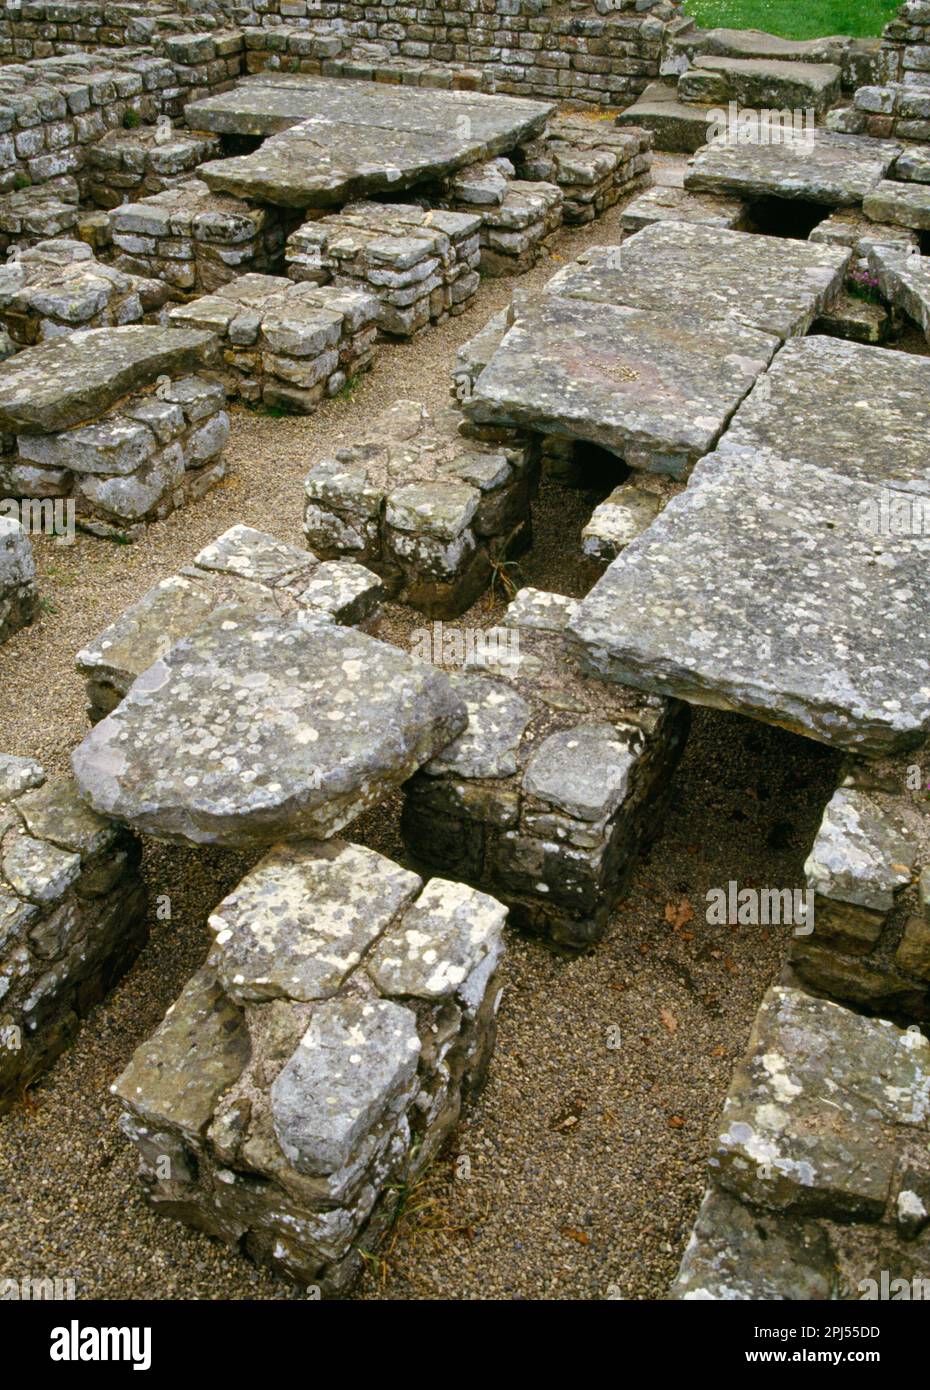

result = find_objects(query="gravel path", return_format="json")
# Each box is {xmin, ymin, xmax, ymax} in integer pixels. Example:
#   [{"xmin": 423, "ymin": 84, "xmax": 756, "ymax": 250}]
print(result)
[{"xmin": 0, "ymin": 171, "xmax": 842, "ymax": 1301}]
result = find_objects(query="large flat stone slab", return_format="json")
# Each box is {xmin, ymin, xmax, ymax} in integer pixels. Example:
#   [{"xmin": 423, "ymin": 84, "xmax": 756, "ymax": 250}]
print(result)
[
  {"xmin": 464, "ymin": 292, "xmax": 778, "ymax": 475},
  {"xmin": 193, "ymin": 76, "xmax": 553, "ymax": 209},
  {"xmin": 719, "ymin": 335, "xmax": 930, "ymax": 495},
  {"xmin": 864, "ymin": 179, "xmax": 930, "ymax": 232},
  {"xmin": 71, "ymin": 612, "xmax": 467, "ymax": 846},
  {"xmin": 0, "ymin": 326, "xmax": 217, "ymax": 435},
  {"xmin": 568, "ymin": 447, "xmax": 930, "ymax": 756},
  {"xmin": 545, "ymin": 222, "xmax": 850, "ymax": 340},
  {"xmin": 691, "ymin": 55, "xmax": 841, "ymax": 114},
  {"xmin": 685, "ymin": 132, "xmax": 902, "ymax": 207}
]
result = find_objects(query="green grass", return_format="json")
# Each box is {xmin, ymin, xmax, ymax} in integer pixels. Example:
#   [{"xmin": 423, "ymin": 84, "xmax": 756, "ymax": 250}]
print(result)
[{"xmin": 684, "ymin": 0, "xmax": 900, "ymax": 41}]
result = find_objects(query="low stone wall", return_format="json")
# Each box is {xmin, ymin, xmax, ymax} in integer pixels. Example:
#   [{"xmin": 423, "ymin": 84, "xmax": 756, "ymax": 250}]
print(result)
[
  {"xmin": 670, "ymin": 985, "xmax": 930, "ymax": 1298},
  {"xmin": 0, "ymin": 0, "xmax": 234, "ymax": 61},
  {"xmin": 86, "ymin": 124, "xmax": 221, "ymax": 209},
  {"xmin": 790, "ymin": 753, "xmax": 930, "ymax": 1024},
  {"xmin": 0, "ymin": 753, "xmax": 147, "ymax": 1113},
  {"xmin": 113, "ymin": 841, "xmax": 506, "ymax": 1293},
  {"xmin": 76, "ymin": 522, "xmax": 384, "ymax": 721},
  {"xmin": 169, "ymin": 273, "xmax": 377, "ymax": 413},
  {"xmin": 401, "ymin": 586, "xmax": 690, "ymax": 947},
  {"xmin": 0, "ymin": 176, "xmax": 81, "ymax": 255},
  {"xmin": 286, "ymin": 201, "xmax": 481, "ymax": 338},
  {"xmin": 514, "ymin": 115, "xmax": 654, "ymax": 224},
  {"xmin": 111, "ymin": 178, "xmax": 294, "ymax": 298},
  {"xmin": 0, "ymin": 236, "xmax": 169, "ymax": 345},
  {"xmin": 0, "ymin": 325, "xmax": 230, "ymax": 540},
  {"xmin": 840, "ymin": 1, "xmax": 930, "ymax": 141},
  {"xmin": 303, "ymin": 398, "xmax": 538, "ymax": 618},
  {"xmin": 0, "ymin": 514, "xmax": 36, "ymax": 642},
  {"xmin": 426, "ymin": 157, "xmax": 563, "ymax": 276}
]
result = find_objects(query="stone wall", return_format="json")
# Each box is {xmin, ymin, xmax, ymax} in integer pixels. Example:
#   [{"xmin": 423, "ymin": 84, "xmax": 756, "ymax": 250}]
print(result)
[
  {"xmin": 0, "ymin": 754, "xmax": 147, "ymax": 1112},
  {"xmin": 841, "ymin": 1, "xmax": 930, "ymax": 140}
]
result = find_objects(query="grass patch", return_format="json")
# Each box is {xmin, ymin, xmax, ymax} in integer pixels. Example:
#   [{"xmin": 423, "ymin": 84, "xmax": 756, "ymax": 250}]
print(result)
[{"xmin": 684, "ymin": 0, "xmax": 899, "ymax": 40}]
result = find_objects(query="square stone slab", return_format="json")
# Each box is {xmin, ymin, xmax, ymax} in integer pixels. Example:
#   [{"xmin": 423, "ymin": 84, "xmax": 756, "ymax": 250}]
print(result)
[
  {"xmin": 719, "ymin": 335, "xmax": 930, "ymax": 495},
  {"xmin": 465, "ymin": 292, "xmax": 778, "ymax": 475},
  {"xmin": 568, "ymin": 446, "xmax": 930, "ymax": 756},
  {"xmin": 545, "ymin": 223, "xmax": 850, "ymax": 340},
  {"xmin": 0, "ymin": 326, "xmax": 217, "ymax": 435},
  {"xmin": 685, "ymin": 131, "xmax": 902, "ymax": 207},
  {"xmin": 71, "ymin": 611, "xmax": 467, "ymax": 846}
]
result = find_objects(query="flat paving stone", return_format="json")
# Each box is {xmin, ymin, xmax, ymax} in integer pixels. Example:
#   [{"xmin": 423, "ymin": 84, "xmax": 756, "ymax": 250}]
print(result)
[
  {"xmin": 568, "ymin": 446, "xmax": 930, "ymax": 756},
  {"xmin": 192, "ymin": 76, "xmax": 553, "ymax": 209},
  {"xmin": 685, "ymin": 131, "xmax": 902, "ymax": 207},
  {"xmin": 620, "ymin": 184, "xmax": 747, "ymax": 232},
  {"xmin": 0, "ymin": 326, "xmax": 217, "ymax": 435},
  {"xmin": 864, "ymin": 179, "xmax": 930, "ymax": 232},
  {"xmin": 691, "ymin": 55, "xmax": 841, "ymax": 113},
  {"xmin": 71, "ymin": 611, "xmax": 467, "ymax": 847},
  {"xmin": 464, "ymin": 291, "xmax": 778, "ymax": 475},
  {"xmin": 719, "ymin": 335, "xmax": 930, "ymax": 495},
  {"xmin": 545, "ymin": 223, "xmax": 850, "ymax": 340}
]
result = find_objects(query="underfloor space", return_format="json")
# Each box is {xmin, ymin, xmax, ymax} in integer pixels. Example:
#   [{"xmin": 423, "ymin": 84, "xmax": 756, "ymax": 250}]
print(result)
[{"xmin": 0, "ymin": 181, "xmax": 842, "ymax": 1301}]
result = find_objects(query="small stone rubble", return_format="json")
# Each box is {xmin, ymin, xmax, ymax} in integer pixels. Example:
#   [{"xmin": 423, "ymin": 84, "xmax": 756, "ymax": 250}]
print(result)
[
  {"xmin": 790, "ymin": 751, "xmax": 930, "ymax": 1023},
  {"xmin": 110, "ymin": 178, "xmax": 291, "ymax": 299},
  {"xmin": 671, "ymin": 986, "xmax": 930, "ymax": 1299},
  {"xmin": 285, "ymin": 201, "xmax": 481, "ymax": 338},
  {"xmin": 113, "ymin": 845, "xmax": 506, "ymax": 1292},
  {"xmin": 303, "ymin": 399, "xmax": 537, "ymax": 618},
  {"xmin": 0, "ymin": 325, "xmax": 230, "ymax": 539},
  {"xmin": 0, "ymin": 515, "xmax": 38, "ymax": 645},
  {"xmin": 0, "ymin": 237, "xmax": 169, "ymax": 347},
  {"xmin": 513, "ymin": 115, "xmax": 653, "ymax": 225},
  {"xmin": 71, "ymin": 615, "xmax": 468, "ymax": 848},
  {"xmin": 86, "ymin": 125, "xmax": 222, "ymax": 210},
  {"xmin": 0, "ymin": 753, "xmax": 146, "ymax": 1113},
  {"xmin": 401, "ymin": 586, "xmax": 689, "ymax": 948},
  {"xmin": 168, "ymin": 273, "xmax": 377, "ymax": 414},
  {"xmin": 76, "ymin": 523, "xmax": 384, "ymax": 722}
]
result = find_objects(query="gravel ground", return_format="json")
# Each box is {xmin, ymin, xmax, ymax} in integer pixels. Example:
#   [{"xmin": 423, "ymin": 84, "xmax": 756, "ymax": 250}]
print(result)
[{"xmin": 0, "ymin": 166, "xmax": 844, "ymax": 1301}]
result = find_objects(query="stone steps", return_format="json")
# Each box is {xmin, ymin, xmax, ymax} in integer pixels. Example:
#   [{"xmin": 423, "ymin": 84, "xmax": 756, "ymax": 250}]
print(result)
[
  {"xmin": 615, "ymin": 81, "xmax": 720, "ymax": 154},
  {"xmin": 679, "ymin": 55, "xmax": 842, "ymax": 116}
]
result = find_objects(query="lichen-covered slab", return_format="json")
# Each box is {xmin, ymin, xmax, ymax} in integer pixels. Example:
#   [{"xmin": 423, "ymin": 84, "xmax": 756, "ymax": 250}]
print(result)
[
  {"xmin": 620, "ymin": 184, "xmax": 747, "ymax": 232},
  {"xmin": 805, "ymin": 788, "xmax": 916, "ymax": 913},
  {"xmin": 208, "ymin": 840, "xmax": 423, "ymax": 1003},
  {"xmin": 366, "ymin": 877, "xmax": 507, "ymax": 1001},
  {"xmin": 685, "ymin": 132, "xmax": 902, "ymax": 206},
  {"xmin": 864, "ymin": 179, "xmax": 930, "ymax": 232},
  {"xmin": 870, "ymin": 243, "xmax": 930, "ymax": 345},
  {"xmin": 0, "ymin": 326, "xmax": 217, "ymax": 434},
  {"xmin": 719, "ymin": 335, "xmax": 930, "ymax": 494},
  {"xmin": 465, "ymin": 293, "xmax": 778, "ymax": 474},
  {"xmin": 712, "ymin": 985, "xmax": 930, "ymax": 1220},
  {"xmin": 192, "ymin": 76, "xmax": 553, "ymax": 209},
  {"xmin": 71, "ymin": 612, "xmax": 467, "ymax": 847},
  {"xmin": 270, "ymin": 995, "xmax": 421, "ymax": 1175},
  {"xmin": 423, "ymin": 674, "xmax": 531, "ymax": 779},
  {"xmin": 568, "ymin": 447, "xmax": 930, "ymax": 756},
  {"xmin": 546, "ymin": 223, "xmax": 850, "ymax": 340}
]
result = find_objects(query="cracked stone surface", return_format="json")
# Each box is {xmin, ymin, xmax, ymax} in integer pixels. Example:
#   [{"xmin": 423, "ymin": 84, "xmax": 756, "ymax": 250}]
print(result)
[
  {"xmin": 464, "ymin": 292, "xmax": 778, "ymax": 475},
  {"xmin": 366, "ymin": 877, "xmax": 507, "ymax": 1001},
  {"xmin": 545, "ymin": 222, "xmax": 850, "ymax": 340},
  {"xmin": 208, "ymin": 840, "xmax": 423, "ymax": 1004},
  {"xmin": 685, "ymin": 131, "xmax": 902, "ymax": 206},
  {"xmin": 568, "ymin": 446, "xmax": 930, "ymax": 756},
  {"xmin": 71, "ymin": 613, "xmax": 467, "ymax": 847}
]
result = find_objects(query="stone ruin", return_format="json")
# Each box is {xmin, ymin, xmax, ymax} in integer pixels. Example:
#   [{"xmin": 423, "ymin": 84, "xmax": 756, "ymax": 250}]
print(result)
[{"xmin": 0, "ymin": 0, "xmax": 928, "ymax": 1308}]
